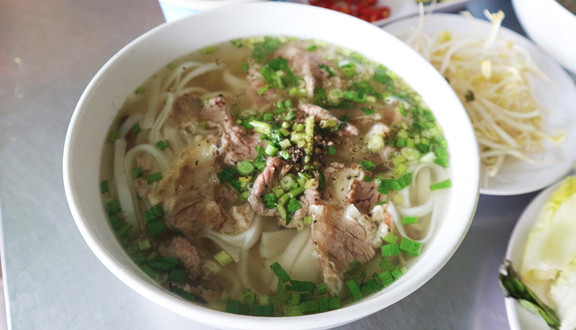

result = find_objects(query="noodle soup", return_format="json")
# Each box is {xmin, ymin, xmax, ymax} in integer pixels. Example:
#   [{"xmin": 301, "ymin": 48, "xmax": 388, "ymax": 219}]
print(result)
[{"xmin": 100, "ymin": 36, "xmax": 450, "ymax": 316}]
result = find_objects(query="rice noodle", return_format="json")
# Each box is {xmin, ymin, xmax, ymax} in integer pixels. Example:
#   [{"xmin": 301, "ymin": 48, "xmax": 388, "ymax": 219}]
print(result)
[
  {"xmin": 124, "ymin": 143, "xmax": 171, "ymax": 178},
  {"xmin": 142, "ymin": 76, "xmax": 161, "ymax": 129},
  {"xmin": 118, "ymin": 113, "xmax": 143, "ymax": 138},
  {"xmin": 175, "ymin": 63, "xmax": 223, "ymax": 95},
  {"xmin": 114, "ymin": 139, "xmax": 138, "ymax": 229},
  {"xmin": 149, "ymin": 92, "xmax": 175, "ymax": 145}
]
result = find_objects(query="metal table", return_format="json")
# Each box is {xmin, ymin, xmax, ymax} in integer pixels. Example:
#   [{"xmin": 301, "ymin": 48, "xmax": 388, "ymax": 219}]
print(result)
[{"xmin": 0, "ymin": 0, "xmax": 561, "ymax": 328}]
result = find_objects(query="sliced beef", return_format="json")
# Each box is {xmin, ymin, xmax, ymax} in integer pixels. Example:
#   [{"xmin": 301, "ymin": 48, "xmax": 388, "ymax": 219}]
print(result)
[
  {"xmin": 163, "ymin": 196, "xmax": 224, "ymax": 238},
  {"xmin": 322, "ymin": 163, "xmax": 364, "ymax": 205},
  {"xmin": 200, "ymin": 96, "xmax": 261, "ymax": 165},
  {"xmin": 246, "ymin": 66, "xmax": 280, "ymax": 105},
  {"xmin": 348, "ymin": 179, "xmax": 382, "ymax": 214},
  {"xmin": 274, "ymin": 42, "xmax": 332, "ymax": 100},
  {"xmin": 171, "ymin": 93, "xmax": 203, "ymax": 126},
  {"xmin": 310, "ymin": 204, "xmax": 375, "ymax": 295},
  {"xmin": 298, "ymin": 103, "xmax": 359, "ymax": 136},
  {"xmin": 248, "ymin": 157, "xmax": 284, "ymax": 216},
  {"xmin": 159, "ymin": 236, "xmax": 204, "ymax": 280}
]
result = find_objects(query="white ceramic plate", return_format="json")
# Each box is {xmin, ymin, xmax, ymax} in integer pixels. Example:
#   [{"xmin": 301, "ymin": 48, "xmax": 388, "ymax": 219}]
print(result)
[
  {"xmin": 503, "ymin": 181, "xmax": 562, "ymax": 330},
  {"xmin": 384, "ymin": 13, "xmax": 576, "ymax": 196},
  {"xmin": 293, "ymin": 0, "xmax": 470, "ymax": 26}
]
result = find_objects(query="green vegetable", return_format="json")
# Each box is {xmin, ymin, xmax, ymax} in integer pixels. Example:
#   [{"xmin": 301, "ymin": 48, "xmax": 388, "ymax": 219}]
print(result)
[
  {"xmin": 237, "ymin": 160, "xmax": 255, "ymax": 175},
  {"xmin": 499, "ymin": 260, "xmax": 561, "ymax": 329},
  {"xmin": 214, "ymin": 250, "xmax": 233, "ymax": 266}
]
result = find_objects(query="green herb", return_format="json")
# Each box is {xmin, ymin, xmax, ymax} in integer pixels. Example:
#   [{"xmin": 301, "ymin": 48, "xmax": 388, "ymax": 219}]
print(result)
[
  {"xmin": 270, "ymin": 262, "xmax": 291, "ymax": 284},
  {"xmin": 132, "ymin": 123, "xmax": 141, "ymax": 134},
  {"xmin": 252, "ymin": 37, "xmax": 282, "ymax": 62},
  {"xmin": 499, "ymin": 260, "xmax": 561, "ymax": 329},
  {"xmin": 381, "ymin": 244, "xmax": 400, "ymax": 257},
  {"xmin": 430, "ymin": 179, "xmax": 451, "ymax": 191},
  {"xmin": 399, "ymin": 237, "xmax": 422, "ymax": 257},
  {"xmin": 132, "ymin": 166, "xmax": 143, "ymax": 178},
  {"xmin": 358, "ymin": 160, "xmax": 376, "ymax": 170},
  {"xmin": 401, "ymin": 216, "xmax": 419, "ymax": 225},
  {"xmin": 100, "ymin": 180, "xmax": 109, "ymax": 194},
  {"xmin": 217, "ymin": 167, "xmax": 238, "ymax": 184},
  {"xmin": 214, "ymin": 250, "xmax": 233, "ymax": 266},
  {"xmin": 155, "ymin": 140, "xmax": 169, "ymax": 150},
  {"xmin": 377, "ymin": 173, "xmax": 412, "ymax": 194},
  {"xmin": 169, "ymin": 268, "xmax": 186, "ymax": 283},
  {"xmin": 146, "ymin": 172, "xmax": 163, "ymax": 184},
  {"xmin": 345, "ymin": 280, "xmax": 363, "ymax": 301}
]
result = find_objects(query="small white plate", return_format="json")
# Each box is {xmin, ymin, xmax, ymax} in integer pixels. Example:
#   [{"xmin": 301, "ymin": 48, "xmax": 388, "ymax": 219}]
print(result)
[
  {"xmin": 293, "ymin": 0, "xmax": 470, "ymax": 26},
  {"xmin": 503, "ymin": 181, "xmax": 563, "ymax": 330},
  {"xmin": 384, "ymin": 13, "xmax": 576, "ymax": 196}
]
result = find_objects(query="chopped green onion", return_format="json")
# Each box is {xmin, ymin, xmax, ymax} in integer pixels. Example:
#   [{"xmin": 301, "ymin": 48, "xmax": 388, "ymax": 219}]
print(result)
[
  {"xmin": 135, "ymin": 86, "xmax": 146, "ymax": 94},
  {"xmin": 105, "ymin": 200, "xmax": 121, "ymax": 216},
  {"xmin": 171, "ymin": 287, "xmax": 195, "ymax": 302},
  {"xmin": 430, "ymin": 179, "xmax": 452, "ymax": 191},
  {"xmin": 345, "ymin": 280, "xmax": 363, "ymax": 301},
  {"xmin": 217, "ymin": 167, "xmax": 238, "ymax": 183},
  {"xmin": 328, "ymin": 297, "xmax": 341, "ymax": 311},
  {"xmin": 264, "ymin": 143, "xmax": 278, "ymax": 156},
  {"xmin": 237, "ymin": 160, "xmax": 255, "ymax": 175},
  {"xmin": 367, "ymin": 135, "xmax": 384, "ymax": 152},
  {"xmin": 137, "ymin": 238, "xmax": 151, "ymax": 250},
  {"xmin": 270, "ymin": 262, "xmax": 291, "ymax": 283},
  {"xmin": 252, "ymin": 305, "xmax": 274, "ymax": 316},
  {"xmin": 300, "ymin": 300, "xmax": 319, "ymax": 314},
  {"xmin": 146, "ymin": 172, "xmax": 163, "ymax": 184},
  {"xmin": 214, "ymin": 250, "xmax": 233, "ymax": 266},
  {"xmin": 328, "ymin": 145, "xmax": 336, "ymax": 155},
  {"xmin": 155, "ymin": 140, "xmax": 169, "ymax": 150},
  {"xmin": 378, "ymin": 271, "xmax": 395, "ymax": 286},
  {"xmin": 106, "ymin": 131, "xmax": 118, "ymax": 142},
  {"xmin": 391, "ymin": 268, "xmax": 405, "ymax": 280},
  {"xmin": 316, "ymin": 283, "xmax": 327, "ymax": 295},
  {"xmin": 401, "ymin": 216, "xmax": 419, "ymax": 225},
  {"xmin": 362, "ymin": 107, "xmax": 375, "ymax": 115},
  {"xmin": 358, "ymin": 160, "xmax": 376, "ymax": 170},
  {"xmin": 144, "ymin": 204, "xmax": 164, "ymax": 222},
  {"xmin": 287, "ymin": 280, "xmax": 316, "ymax": 293},
  {"xmin": 146, "ymin": 219, "xmax": 167, "ymax": 237},
  {"xmin": 400, "ymin": 237, "xmax": 422, "ymax": 257},
  {"xmin": 377, "ymin": 173, "xmax": 412, "ymax": 194},
  {"xmin": 286, "ymin": 198, "xmax": 302, "ymax": 214},
  {"xmin": 132, "ymin": 166, "xmax": 143, "ymax": 178},
  {"xmin": 148, "ymin": 256, "xmax": 179, "ymax": 271},
  {"xmin": 250, "ymin": 120, "xmax": 272, "ymax": 135},
  {"xmin": 132, "ymin": 123, "xmax": 141, "ymax": 134},
  {"xmin": 382, "ymin": 232, "xmax": 399, "ymax": 244},
  {"xmin": 381, "ymin": 244, "xmax": 400, "ymax": 257},
  {"xmin": 100, "ymin": 180, "xmax": 109, "ymax": 194},
  {"xmin": 169, "ymin": 268, "xmax": 187, "ymax": 283}
]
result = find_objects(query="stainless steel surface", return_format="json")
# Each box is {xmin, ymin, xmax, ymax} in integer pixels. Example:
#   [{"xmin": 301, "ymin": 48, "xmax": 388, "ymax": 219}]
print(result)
[{"xmin": 0, "ymin": 0, "xmax": 563, "ymax": 328}]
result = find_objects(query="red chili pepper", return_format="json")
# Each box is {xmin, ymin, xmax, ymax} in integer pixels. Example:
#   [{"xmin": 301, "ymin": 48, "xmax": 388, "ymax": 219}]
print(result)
[{"xmin": 308, "ymin": 0, "xmax": 390, "ymax": 23}]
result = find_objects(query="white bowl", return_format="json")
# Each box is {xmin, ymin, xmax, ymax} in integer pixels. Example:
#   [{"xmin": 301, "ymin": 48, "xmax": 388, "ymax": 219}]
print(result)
[
  {"xmin": 157, "ymin": 0, "xmax": 265, "ymax": 22},
  {"xmin": 63, "ymin": 2, "xmax": 480, "ymax": 329},
  {"xmin": 512, "ymin": 0, "xmax": 576, "ymax": 74}
]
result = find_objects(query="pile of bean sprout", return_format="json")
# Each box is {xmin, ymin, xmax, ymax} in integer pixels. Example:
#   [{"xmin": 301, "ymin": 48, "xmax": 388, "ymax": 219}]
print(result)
[{"xmin": 401, "ymin": 9, "xmax": 564, "ymax": 178}]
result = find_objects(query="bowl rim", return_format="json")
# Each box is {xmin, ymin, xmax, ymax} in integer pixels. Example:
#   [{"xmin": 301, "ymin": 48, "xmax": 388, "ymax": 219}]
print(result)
[{"xmin": 63, "ymin": 2, "xmax": 480, "ymax": 329}]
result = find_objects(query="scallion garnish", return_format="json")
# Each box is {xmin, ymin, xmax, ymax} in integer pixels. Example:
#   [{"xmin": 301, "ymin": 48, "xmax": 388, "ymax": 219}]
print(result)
[
  {"xmin": 214, "ymin": 250, "xmax": 233, "ymax": 266},
  {"xmin": 146, "ymin": 172, "xmax": 163, "ymax": 184},
  {"xmin": 430, "ymin": 178, "xmax": 451, "ymax": 191}
]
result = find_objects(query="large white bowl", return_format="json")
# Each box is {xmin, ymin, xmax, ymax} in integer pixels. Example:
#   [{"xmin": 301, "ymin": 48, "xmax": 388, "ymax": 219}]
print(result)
[
  {"xmin": 63, "ymin": 2, "xmax": 480, "ymax": 329},
  {"xmin": 512, "ymin": 0, "xmax": 576, "ymax": 74}
]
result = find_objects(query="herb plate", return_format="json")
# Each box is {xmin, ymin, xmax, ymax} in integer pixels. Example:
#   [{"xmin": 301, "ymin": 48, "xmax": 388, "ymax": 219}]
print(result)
[{"xmin": 385, "ymin": 13, "xmax": 576, "ymax": 196}]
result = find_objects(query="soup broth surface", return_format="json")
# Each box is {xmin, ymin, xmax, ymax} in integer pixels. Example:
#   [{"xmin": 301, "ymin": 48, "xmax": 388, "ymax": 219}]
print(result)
[{"xmin": 101, "ymin": 36, "xmax": 450, "ymax": 316}]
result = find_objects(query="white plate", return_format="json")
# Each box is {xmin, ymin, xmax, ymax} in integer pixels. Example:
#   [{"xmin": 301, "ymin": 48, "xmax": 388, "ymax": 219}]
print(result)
[
  {"xmin": 384, "ymin": 13, "xmax": 576, "ymax": 196},
  {"xmin": 503, "ymin": 181, "xmax": 563, "ymax": 330},
  {"xmin": 293, "ymin": 0, "xmax": 470, "ymax": 26}
]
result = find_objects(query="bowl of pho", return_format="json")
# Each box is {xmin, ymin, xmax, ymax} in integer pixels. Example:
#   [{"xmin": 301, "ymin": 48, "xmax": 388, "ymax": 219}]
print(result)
[{"xmin": 63, "ymin": 2, "xmax": 480, "ymax": 329}]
